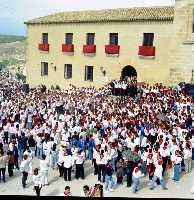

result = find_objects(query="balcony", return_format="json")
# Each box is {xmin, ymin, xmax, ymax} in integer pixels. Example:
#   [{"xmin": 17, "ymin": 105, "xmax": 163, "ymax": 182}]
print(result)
[
  {"xmin": 105, "ymin": 45, "xmax": 120, "ymax": 54},
  {"xmin": 138, "ymin": 46, "xmax": 155, "ymax": 57},
  {"xmin": 62, "ymin": 44, "xmax": 74, "ymax": 52},
  {"xmin": 83, "ymin": 45, "xmax": 96, "ymax": 53},
  {"xmin": 38, "ymin": 43, "xmax": 49, "ymax": 51}
]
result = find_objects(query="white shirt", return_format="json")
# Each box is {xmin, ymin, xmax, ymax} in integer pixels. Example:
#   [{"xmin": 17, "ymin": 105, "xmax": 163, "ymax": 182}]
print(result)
[
  {"xmin": 9, "ymin": 126, "xmax": 15, "ymax": 133},
  {"xmin": 183, "ymin": 148, "xmax": 192, "ymax": 159},
  {"xmin": 36, "ymin": 136, "xmax": 43, "ymax": 148},
  {"xmin": 81, "ymin": 190, "xmax": 91, "ymax": 197},
  {"xmin": 154, "ymin": 164, "xmax": 163, "ymax": 178},
  {"xmin": 191, "ymin": 137, "xmax": 194, "ymax": 148},
  {"xmin": 57, "ymin": 151, "xmax": 64, "ymax": 165},
  {"xmin": 43, "ymin": 141, "xmax": 49, "ymax": 151},
  {"xmin": 160, "ymin": 147, "xmax": 170, "ymax": 157},
  {"xmin": 63, "ymin": 155, "xmax": 73, "ymax": 168},
  {"xmin": 32, "ymin": 174, "xmax": 42, "ymax": 186},
  {"xmin": 20, "ymin": 159, "xmax": 30, "ymax": 173},
  {"xmin": 96, "ymin": 154, "xmax": 107, "ymax": 165},
  {"xmin": 75, "ymin": 152, "xmax": 85, "ymax": 164},
  {"xmin": 173, "ymin": 156, "xmax": 182, "ymax": 164},
  {"xmin": 40, "ymin": 159, "xmax": 49, "ymax": 171},
  {"xmin": 140, "ymin": 137, "xmax": 147, "ymax": 147},
  {"xmin": 132, "ymin": 170, "xmax": 142, "ymax": 179}
]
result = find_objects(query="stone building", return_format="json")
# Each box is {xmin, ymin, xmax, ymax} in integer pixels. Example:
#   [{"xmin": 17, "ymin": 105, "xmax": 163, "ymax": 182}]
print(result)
[{"xmin": 25, "ymin": 0, "xmax": 194, "ymax": 88}]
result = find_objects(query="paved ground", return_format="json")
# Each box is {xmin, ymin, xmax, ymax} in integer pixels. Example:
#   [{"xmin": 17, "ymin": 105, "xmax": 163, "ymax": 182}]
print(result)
[{"xmin": 0, "ymin": 158, "xmax": 194, "ymax": 198}]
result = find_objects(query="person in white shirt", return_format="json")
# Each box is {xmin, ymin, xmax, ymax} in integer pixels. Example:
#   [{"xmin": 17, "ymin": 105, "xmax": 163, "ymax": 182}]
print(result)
[
  {"xmin": 74, "ymin": 149, "xmax": 85, "ymax": 179},
  {"xmin": 57, "ymin": 147, "xmax": 65, "ymax": 177},
  {"xmin": 20, "ymin": 154, "xmax": 30, "ymax": 188},
  {"xmin": 159, "ymin": 143, "xmax": 170, "ymax": 176},
  {"xmin": 63, "ymin": 150, "xmax": 73, "ymax": 181},
  {"xmin": 183, "ymin": 143, "xmax": 192, "ymax": 173},
  {"xmin": 40, "ymin": 154, "xmax": 49, "ymax": 186},
  {"xmin": 49, "ymin": 142, "xmax": 58, "ymax": 170},
  {"xmin": 149, "ymin": 159, "xmax": 168, "ymax": 190},
  {"xmin": 96, "ymin": 150, "xmax": 107, "ymax": 183},
  {"xmin": 8, "ymin": 123, "xmax": 15, "ymax": 140},
  {"xmin": 23, "ymin": 146, "xmax": 33, "ymax": 174},
  {"xmin": 132, "ymin": 166, "xmax": 143, "ymax": 193},
  {"xmin": 32, "ymin": 168, "xmax": 42, "ymax": 196},
  {"xmin": 35, "ymin": 133, "xmax": 43, "ymax": 159},
  {"xmin": 42, "ymin": 140, "xmax": 49, "ymax": 156},
  {"xmin": 172, "ymin": 150, "xmax": 182, "ymax": 182}
]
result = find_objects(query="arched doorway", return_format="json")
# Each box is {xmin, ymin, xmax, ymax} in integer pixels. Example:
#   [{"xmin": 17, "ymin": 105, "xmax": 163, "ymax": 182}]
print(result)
[{"xmin": 121, "ymin": 65, "xmax": 137, "ymax": 80}]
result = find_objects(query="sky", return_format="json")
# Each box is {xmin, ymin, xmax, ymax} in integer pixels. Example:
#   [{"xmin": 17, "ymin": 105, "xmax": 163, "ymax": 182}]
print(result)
[{"xmin": 0, "ymin": 0, "xmax": 175, "ymax": 36}]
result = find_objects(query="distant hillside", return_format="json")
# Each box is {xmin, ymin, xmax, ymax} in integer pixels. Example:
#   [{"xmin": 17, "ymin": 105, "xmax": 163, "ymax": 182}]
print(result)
[
  {"xmin": 0, "ymin": 38, "xmax": 25, "ymax": 71},
  {"xmin": 0, "ymin": 35, "xmax": 25, "ymax": 43}
]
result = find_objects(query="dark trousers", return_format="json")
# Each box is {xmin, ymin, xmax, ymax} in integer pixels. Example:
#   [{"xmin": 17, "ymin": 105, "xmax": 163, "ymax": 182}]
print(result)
[
  {"xmin": 8, "ymin": 163, "xmax": 14, "ymax": 177},
  {"xmin": 97, "ymin": 164, "xmax": 105, "ymax": 182},
  {"xmin": 150, "ymin": 135, "xmax": 157, "ymax": 146},
  {"xmin": 0, "ymin": 168, "xmax": 6, "ymax": 182},
  {"xmin": 127, "ymin": 172, "xmax": 132, "ymax": 187},
  {"xmin": 117, "ymin": 174, "xmax": 123, "ymax": 184},
  {"xmin": 162, "ymin": 157, "xmax": 168, "ymax": 176},
  {"xmin": 75, "ymin": 163, "xmax": 84, "ymax": 179},
  {"xmin": 3, "ymin": 132, "xmax": 8, "ymax": 144},
  {"xmin": 22, "ymin": 171, "xmax": 28, "ymax": 188},
  {"xmin": 58, "ymin": 164, "xmax": 64, "ymax": 177},
  {"xmin": 34, "ymin": 186, "xmax": 41, "ymax": 196},
  {"xmin": 192, "ymin": 148, "xmax": 194, "ymax": 160},
  {"xmin": 64, "ymin": 167, "xmax": 72, "ymax": 181},
  {"xmin": 93, "ymin": 159, "xmax": 98, "ymax": 175},
  {"xmin": 14, "ymin": 157, "xmax": 19, "ymax": 169}
]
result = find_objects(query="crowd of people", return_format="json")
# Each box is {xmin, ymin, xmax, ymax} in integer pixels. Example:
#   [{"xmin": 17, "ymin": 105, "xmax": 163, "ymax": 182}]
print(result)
[
  {"xmin": 0, "ymin": 71, "xmax": 194, "ymax": 196},
  {"xmin": 107, "ymin": 76, "xmax": 137, "ymax": 97}
]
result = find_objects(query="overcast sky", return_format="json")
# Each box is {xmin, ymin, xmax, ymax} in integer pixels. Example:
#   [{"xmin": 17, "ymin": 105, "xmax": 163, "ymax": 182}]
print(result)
[{"xmin": 0, "ymin": 0, "xmax": 175, "ymax": 36}]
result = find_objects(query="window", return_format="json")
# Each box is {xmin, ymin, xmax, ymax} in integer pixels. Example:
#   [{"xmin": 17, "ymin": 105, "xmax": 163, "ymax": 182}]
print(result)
[
  {"xmin": 66, "ymin": 33, "xmax": 73, "ymax": 44},
  {"xmin": 42, "ymin": 33, "xmax": 48, "ymax": 44},
  {"xmin": 109, "ymin": 33, "xmax": 118, "ymax": 45},
  {"xmin": 64, "ymin": 64, "xmax": 72, "ymax": 79},
  {"xmin": 85, "ymin": 66, "xmax": 93, "ymax": 81},
  {"xmin": 143, "ymin": 33, "xmax": 154, "ymax": 46},
  {"xmin": 86, "ymin": 33, "xmax": 95, "ymax": 45},
  {"xmin": 41, "ymin": 62, "xmax": 48, "ymax": 76}
]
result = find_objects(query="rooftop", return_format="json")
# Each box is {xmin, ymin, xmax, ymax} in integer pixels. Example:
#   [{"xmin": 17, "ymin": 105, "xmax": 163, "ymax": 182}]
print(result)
[{"xmin": 25, "ymin": 6, "xmax": 174, "ymax": 25}]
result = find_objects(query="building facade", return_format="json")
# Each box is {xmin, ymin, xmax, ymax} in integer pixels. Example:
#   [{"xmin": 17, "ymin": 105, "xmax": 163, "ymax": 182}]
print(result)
[{"xmin": 25, "ymin": 0, "xmax": 194, "ymax": 89}]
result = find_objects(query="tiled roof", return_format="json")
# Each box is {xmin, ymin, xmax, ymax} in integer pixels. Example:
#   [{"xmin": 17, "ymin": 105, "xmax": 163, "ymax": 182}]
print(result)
[{"xmin": 25, "ymin": 6, "xmax": 174, "ymax": 25}]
